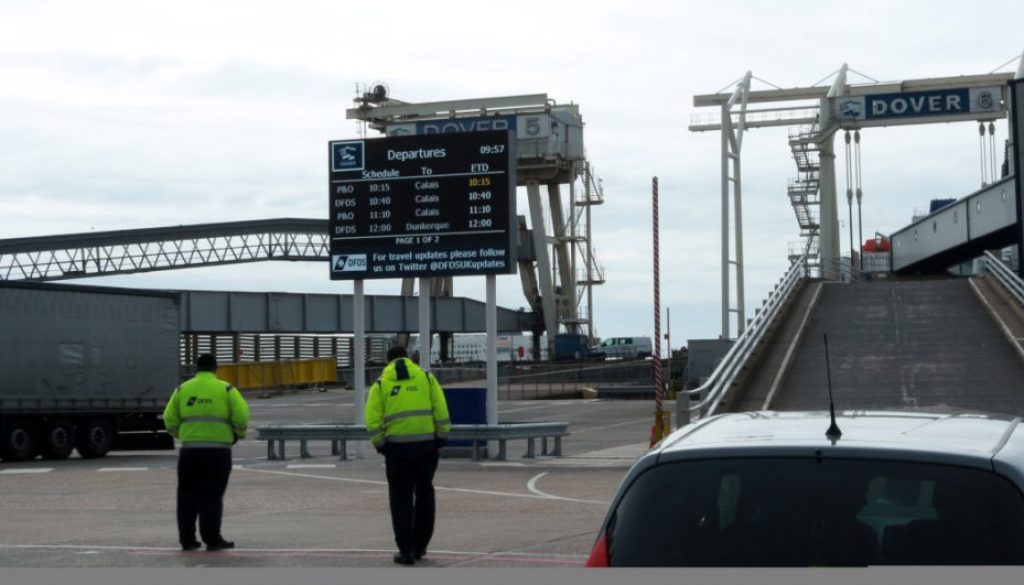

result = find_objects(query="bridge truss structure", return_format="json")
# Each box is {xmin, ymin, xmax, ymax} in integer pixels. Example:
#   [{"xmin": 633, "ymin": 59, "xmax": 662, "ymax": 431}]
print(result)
[{"xmin": 0, "ymin": 219, "xmax": 330, "ymax": 282}]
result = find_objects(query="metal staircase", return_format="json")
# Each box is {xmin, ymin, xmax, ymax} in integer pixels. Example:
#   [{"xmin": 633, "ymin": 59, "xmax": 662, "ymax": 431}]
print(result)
[
  {"xmin": 558, "ymin": 161, "xmax": 606, "ymax": 343},
  {"xmin": 787, "ymin": 124, "xmax": 822, "ymax": 269}
]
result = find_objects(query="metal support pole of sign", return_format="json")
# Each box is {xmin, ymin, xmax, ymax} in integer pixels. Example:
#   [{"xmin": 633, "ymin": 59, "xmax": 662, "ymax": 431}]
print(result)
[
  {"xmin": 1011, "ymin": 78, "xmax": 1024, "ymax": 279},
  {"xmin": 486, "ymin": 274, "xmax": 498, "ymax": 457},
  {"xmin": 845, "ymin": 131, "xmax": 855, "ymax": 271},
  {"xmin": 855, "ymin": 130, "xmax": 864, "ymax": 272},
  {"xmin": 419, "ymin": 277, "xmax": 431, "ymax": 370},
  {"xmin": 720, "ymin": 104, "xmax": 730, "ymax": 340},
  {"xmin": 733, "ymin": 139, "xmax": 746, "ymax": 336},
  {"xmin": 353, "ymin": 279, "xmax": 366, "ymax": 459}
]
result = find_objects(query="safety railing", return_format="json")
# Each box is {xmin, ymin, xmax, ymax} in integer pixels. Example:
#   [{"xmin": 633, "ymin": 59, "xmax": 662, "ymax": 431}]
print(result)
[
  {"xmin": 814, "ymin": 256, "xmax": 869, "ymax": 283},
  {"xmin": 680, "ymin": 256, "xmax": 808, "ymax": 424},
  {"xmin": 982, "ymin": 251, "xmax": 1024, "ymax": 306},
  {"xmin": 688, "ymin": 107, "xmax": 819, "ymax": 131},
  {"xmin": 256, "ymin": 421, "xmax": 570, "ymax": 462}
]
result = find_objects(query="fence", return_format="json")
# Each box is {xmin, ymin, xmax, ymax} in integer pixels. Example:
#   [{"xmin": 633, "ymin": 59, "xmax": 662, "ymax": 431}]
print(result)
[{"xmin": 496, "ymin": 358, "xmax": 685, "ymax": 400}]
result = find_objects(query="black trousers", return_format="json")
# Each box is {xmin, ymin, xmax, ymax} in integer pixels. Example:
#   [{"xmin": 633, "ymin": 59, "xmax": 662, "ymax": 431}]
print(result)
[
  {"xmin": 176, "ymin": 447, "xmax": 232, "ymax": 545},
  {"xmin": 384, "ymin": 451, "xmax": 440, "ymax": 555}
]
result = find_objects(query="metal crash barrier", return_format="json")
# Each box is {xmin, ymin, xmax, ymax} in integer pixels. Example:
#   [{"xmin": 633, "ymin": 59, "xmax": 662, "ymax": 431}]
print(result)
[{"xmin": 256, "ymin": 422, "xmax": 570, "ymax": 462}]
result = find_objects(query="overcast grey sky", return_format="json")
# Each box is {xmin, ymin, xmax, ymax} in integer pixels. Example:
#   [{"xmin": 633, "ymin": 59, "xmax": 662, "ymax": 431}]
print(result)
[{"xmin": 1, "ymin": 0, "xmax": 1022, "ymax": 346}]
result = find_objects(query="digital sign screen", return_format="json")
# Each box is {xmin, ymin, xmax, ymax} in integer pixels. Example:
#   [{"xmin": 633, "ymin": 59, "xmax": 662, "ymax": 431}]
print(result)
[{"xmin": 328, "ymin": 130, "xmax": 516, "ymax": 280}]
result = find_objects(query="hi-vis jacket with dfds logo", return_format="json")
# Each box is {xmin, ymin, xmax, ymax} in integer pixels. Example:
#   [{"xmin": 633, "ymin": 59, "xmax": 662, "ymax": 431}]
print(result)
[
  {"xmin": 365, "ymin": 358, "xmax": 451, "ymax": 453},
  {"xmin": 163, "ymin": 371, "xmax": 251, "ymax": 448}
]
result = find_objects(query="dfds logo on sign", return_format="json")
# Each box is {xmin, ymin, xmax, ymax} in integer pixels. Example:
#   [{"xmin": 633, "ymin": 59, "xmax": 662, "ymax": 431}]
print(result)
[
  {"xmin": 837, "ymin": 98, "xmax": 865, "ymax": 119},
  {"xmin": 332, "ymin": 254, "xmax": 367, "ymax": 272},
  {"xmin": 331, "ymin": 141, "xmax": 364, "ymax": 172}
]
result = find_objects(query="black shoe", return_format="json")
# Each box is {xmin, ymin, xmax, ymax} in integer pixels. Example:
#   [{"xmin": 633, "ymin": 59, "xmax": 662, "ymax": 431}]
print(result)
[
  {"xmin": 206, "ymin": 540, "xmax": 235, "ymax": 552},
  {"xmin": 181, "ymin": 542, "xmax": 202, "ymax": 552},
  {"xmin": 414, "ymin": 549, "xmax": 426, "ymax": 561},
  {"xmin": 393, "ymin": 552, "xmax": 415, "ymax": 565}
]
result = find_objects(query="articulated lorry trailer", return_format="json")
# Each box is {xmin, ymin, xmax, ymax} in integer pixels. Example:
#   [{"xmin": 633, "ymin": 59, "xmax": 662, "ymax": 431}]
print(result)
[{"xmin": 0, "ymin": 281, "xmax": 178, "ymax": 461}]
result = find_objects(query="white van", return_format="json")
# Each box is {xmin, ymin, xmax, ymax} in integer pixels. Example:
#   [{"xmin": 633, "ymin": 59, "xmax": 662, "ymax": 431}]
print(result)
[{"xmin": 590, "ymin": 336, "xmax": 653, "ymax": 359}]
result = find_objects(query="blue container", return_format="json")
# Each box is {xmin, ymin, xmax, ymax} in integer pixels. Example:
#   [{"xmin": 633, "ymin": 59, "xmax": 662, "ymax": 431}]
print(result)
[
  {"xmin": 443, "ymin": 387, "xmax": 487, "ymax": 447},
  {"xmin": 554, "ymin": 333, "xmax": 588, "ymax": 360}
]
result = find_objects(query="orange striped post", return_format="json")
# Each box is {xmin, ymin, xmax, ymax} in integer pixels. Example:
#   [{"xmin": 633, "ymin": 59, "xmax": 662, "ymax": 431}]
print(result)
[{"xmin": 651, "ymin": 177, "xmax": 669, "ymax": 446}]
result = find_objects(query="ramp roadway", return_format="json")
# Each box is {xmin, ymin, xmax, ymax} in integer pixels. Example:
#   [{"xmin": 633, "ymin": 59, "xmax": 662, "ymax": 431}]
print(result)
[{"xmin": 764, "ymin": 278, "xmax": 1024, "ymax": 414}]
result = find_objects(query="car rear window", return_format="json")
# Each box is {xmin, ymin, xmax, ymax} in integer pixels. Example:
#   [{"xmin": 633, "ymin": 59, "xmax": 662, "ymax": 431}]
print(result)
[{"xmin": 606, "ymin": 457, "xmax": 1024, "ymax": 566}]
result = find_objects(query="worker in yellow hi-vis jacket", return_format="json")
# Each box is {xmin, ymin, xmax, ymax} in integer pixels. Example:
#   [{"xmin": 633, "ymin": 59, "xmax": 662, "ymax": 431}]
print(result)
[
  {"xmin": 163, "ymin": 353, "xmax": 250, "ymax": 552},
  {"xmin": 365, "ymin": 345, "xmax": 451, "ymax": 565}
]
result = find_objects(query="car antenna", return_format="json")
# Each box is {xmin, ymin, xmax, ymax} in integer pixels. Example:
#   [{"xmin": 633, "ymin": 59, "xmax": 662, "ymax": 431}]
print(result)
[{"xmin": 823, "ymin": 333, "xmax": 842, "ymax": 440}]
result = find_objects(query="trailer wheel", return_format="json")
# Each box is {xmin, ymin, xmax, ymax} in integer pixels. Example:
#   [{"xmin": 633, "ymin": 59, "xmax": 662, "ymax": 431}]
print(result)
[
  {"xmin": 76, "ymin": 418, "xmax": 113, "ymax": 459},
  {"xmin": 1, "ymin": 420, "xmax": 38, "ymax": 462},
  {"xmin": 40, "ymin": 419, "xmax": 75, "ymax": 460}
]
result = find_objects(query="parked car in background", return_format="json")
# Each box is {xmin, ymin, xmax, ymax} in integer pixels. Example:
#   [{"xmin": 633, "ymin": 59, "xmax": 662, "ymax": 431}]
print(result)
[
  {"xmin": 589, "ymin": 336, "xmax": 652, "ymax": 360},
  {"xmin": 585, "ymin": 411, "xmax": 1024, "ymax": 566}
]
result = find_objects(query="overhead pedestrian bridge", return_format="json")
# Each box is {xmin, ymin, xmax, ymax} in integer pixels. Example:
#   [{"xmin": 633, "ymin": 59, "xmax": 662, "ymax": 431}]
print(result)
[{"xmin": 891, "ymin": 176, "xmax": 1018, "ymax": 275}]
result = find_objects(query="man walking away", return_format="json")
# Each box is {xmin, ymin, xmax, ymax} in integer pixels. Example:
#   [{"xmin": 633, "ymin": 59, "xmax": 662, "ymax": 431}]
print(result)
[
  {"xmin": 163, "ymin": 353, "xmax": 250, "ymax": 552},
  {"xmin": 365, "ymin": 346, "xmax": 451, "ymax": 565}
]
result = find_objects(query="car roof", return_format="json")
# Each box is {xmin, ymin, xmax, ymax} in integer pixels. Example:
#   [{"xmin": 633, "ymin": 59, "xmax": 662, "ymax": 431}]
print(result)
[{"xmin": 655, "ymin": 411, "xmax": 1024, "ymax": 465}]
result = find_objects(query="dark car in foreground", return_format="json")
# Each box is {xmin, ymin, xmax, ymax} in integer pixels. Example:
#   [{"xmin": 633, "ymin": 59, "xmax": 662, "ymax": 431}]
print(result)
[{"xmin": 585, "ymin": 411, "xmax": 1024, "ymax": 566}]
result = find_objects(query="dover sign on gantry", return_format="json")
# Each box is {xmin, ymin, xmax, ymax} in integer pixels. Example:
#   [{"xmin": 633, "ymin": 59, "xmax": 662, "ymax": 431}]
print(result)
[
  {"xmin": 836, "ymin": 86, "xmax": 1004, "ymax": 122},
  {"xmin": 328, "ymin": 130, "xmax": 517, "ymax": 280}
]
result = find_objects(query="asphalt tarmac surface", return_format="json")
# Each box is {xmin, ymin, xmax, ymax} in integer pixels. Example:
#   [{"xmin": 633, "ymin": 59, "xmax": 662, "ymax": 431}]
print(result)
[{"xmin": 0, "ymin": 388, "xmax": 658, "ymax": 568}]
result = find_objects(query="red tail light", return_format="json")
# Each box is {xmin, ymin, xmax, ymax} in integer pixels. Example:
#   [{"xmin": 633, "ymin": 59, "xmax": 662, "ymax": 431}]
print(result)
[{"xmin": 584, "ymin": 531, "xmax": 610, "ymax": 567}]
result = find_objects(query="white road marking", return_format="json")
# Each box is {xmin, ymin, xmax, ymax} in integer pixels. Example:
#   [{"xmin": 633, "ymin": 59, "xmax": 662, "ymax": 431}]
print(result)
[
  {"xmin": 526, "ymin": 471, "xmax": 550, "ymax": 497},
  {"xmin": 498, "ymin": 404, "xmax": 554, "ymax": 415},
  {"xmin": 571, "ymin": 417, "xmax": 653, "ymax": 434},
  {"xmin": 0, "ymin": 544, "xmax": 174, "ymax": 552},
  {"xmin": 0, "ymin": 468, "xmax": 53, "ymax": 475},
  {"xmin": 526, "ymin": 471, "xmax": 608, "ymax": 505},
  {"xmin": 0, "ymin": 542, "xmax": 585, "ymax": 563},
  {"xmin": 285, "ymin": 464, "xmax": 337, "ymax": 469},
  {"xmin": 542, "ymin": 442, "xmax": 649, "ymax": 468},
  {"xmin": 97, "ymin": 467, "xmax": 148, "ymax": 472},
  {"xmin": 479, "ymin": 462, "xmax": 525, "ymax": 467},
  {"xmin": 238, "ymin": 467, "xmax": 606, "ymax": 504}
]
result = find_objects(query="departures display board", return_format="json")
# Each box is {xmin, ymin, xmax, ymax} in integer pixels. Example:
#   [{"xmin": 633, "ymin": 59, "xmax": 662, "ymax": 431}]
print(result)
[{"xmin": 328, "ymin": 130, "xmax": 516, "ymax": 280}]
